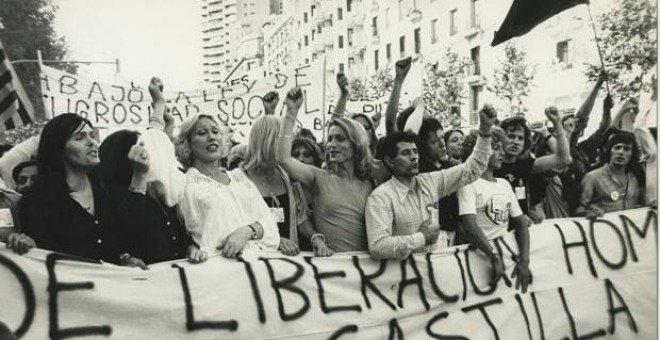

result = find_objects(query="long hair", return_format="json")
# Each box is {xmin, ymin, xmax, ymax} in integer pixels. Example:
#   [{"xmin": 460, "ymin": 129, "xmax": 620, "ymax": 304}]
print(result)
[
  {"xmin": 174, "ymin": 114, "xmax": 229, "ymax": 169},
  {"xmin": 292, "ymin": 136, "xmax": 323, "ymax": 168},
  {"xmin": 98, "ymin": 130, "xmax": 139, "ymax": 200},
  {"xmin": 243, "ymin": 115, "xmax": 280, "ymax": 173},
  {"xmin": 349, "ymin": 113, "xmax": 378, "ymax": 154},
  {"xmin": 600, "ymin": 130, "xmax": 641, "ymax": 171},
  {"xmin": 35, "ymin": 113, "xmax": 93, "ymax": 196},
  {"xmin": 326, "ymin": 117, "xmax": 373, "ymax": 180},
  {"xmin": 500, "ymin": 116, "xmax": 532, "ymax": 152},
  {"xmin": 417, "ymin": 117, "xmax": 443, "ymax": 164}
]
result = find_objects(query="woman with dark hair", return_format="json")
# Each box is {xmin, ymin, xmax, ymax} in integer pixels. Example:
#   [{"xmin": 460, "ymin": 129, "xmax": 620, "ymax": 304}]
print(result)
[
  {"xmin": 277, "ymin": 88, "xmax": 385, "ymax": 254},
  {"xmin": 576, "ymin": 130, "xmax": 644, "ymax": 218},
  {"xmin": 292, "ymin": 136, "xmax": 323, "ymax": 168},
  {"xmin": 18, "ymin": 114, "xmax": 145, "ymax": 267},
  {"xmin": 444, "ymin": 129, "xmax": 465, "ymax": 166},
  {"xmin": 98, "ymin": 130, "xmax": 192, "ymax": 264}
]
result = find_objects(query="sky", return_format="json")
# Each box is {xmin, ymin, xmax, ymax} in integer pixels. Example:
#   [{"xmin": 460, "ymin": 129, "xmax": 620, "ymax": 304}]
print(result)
[{"xmin": 53, "ymin": 0, "xmax": 203, "ymax": 90}]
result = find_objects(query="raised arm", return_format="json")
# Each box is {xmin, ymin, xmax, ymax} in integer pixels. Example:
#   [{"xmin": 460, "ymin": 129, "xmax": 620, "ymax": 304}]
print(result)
[
  {"xmin": 532, "ymin": 107, "xmax": 572, "ymax": 173},
  {"xmin": 275, "ymin": 88, "xmax": 321, "ymax": 187},
  {"xmin": 332, "ymin": 72, "xmax": 349, "ymax": 118},
  {"xmin": 385, "ymin": 57, "xmax": 412, "ymax": 135},
  {"xmin": 432, "ymin": 105, "xmax": 495, "ymax": 197},
  {"xmin": 262, "ymin": 91, "xmax": 280, "ymax": 116},
  {"xmin": 573, "ymin": 73, "xmax": 606, "ymax": 140}
]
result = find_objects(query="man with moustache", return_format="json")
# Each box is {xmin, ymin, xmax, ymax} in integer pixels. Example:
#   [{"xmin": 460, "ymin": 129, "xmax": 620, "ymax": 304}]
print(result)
[{"xmin": 364, "ymin": 106, "xmax": 496, "ymax": 260}]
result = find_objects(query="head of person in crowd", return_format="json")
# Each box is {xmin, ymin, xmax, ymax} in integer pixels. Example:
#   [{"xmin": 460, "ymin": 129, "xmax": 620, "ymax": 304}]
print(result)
[
  {"xmin": 35, "ymin": 113, "xmax": 98, "ymax": 195},
  {"xmin": 175, "ymin": 114, "xmax": 230, "ymax": 169},
  {"xmin": 500, "ymin": 116, "xmax": 532, "ymax": 160},
  {"xmin": 350, "ymin": 113, "xmax": 378, "ymax": 154},
  {"xmin": 326, "ymin": 117, "xmax": 373, "ymax": 180},
  {"xmin": 243, "ymin": 115, "xmax": 280, "ymax": 173},
  {"xmin": 98, "ymin": 130, "xmax": 140, "ymax": 200},
  {"xmin": 292, "ymin": 136, "xmax": 323, "ymax": 168},
  {"xmin": 227, "ymin": 144, "xmax": 247, "ymax": 170},
  {"xmin": 297, "ymin": 128, "xmax": 317, "ymax": 143},
  {"xmin": 463, "ymin": 127, "xmax": 507, "ymax": 170},
  {"xmin": 12, "ymin": 160, "xmax": 37, "ymax": 194},
  {"xmin": 443, "ymin": 129, "xmax": 465, "ymax": 162},
  {"xmin": 379, "ymin": 131, "xmax": 419, "ymax": 180},
  {"xmin": 561, "ymin": 114, "xmax": 577, "ymax": 136},
  {"xmin": 417, "ymin": 117, "xmax": 446, "ymax": 169},
  {"xmin": 601, "ymin": 130, "xmax": 640, "ymax": 172}
]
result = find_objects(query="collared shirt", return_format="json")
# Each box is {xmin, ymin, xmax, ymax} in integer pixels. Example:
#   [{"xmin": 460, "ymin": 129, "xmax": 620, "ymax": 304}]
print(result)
[
  {"xmin": 579, "ymin": 165, "xmax": 642, "ymax": 213},
  {"xmin": 365, "ymin": 135, "xmax": 492, "ymax": 259}
]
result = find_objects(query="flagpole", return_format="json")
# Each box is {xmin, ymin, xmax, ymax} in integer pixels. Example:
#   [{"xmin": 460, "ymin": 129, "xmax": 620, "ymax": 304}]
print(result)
[
  {"xmin": 321, "ymin": 55, "xmax": 327, "ymax": 144},
  {"xmin": 585, "ymin": 4, "xmax": 611, "ymax": 96}
]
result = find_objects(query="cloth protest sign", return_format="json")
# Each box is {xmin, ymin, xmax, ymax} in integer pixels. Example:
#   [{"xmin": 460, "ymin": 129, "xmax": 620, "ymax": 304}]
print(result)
[
  {"xmin": 0, "ymin": 208, "xmax": 655, "ymax": 339},
  {"xmin": 39, "ymin": 62, "xmax": 326, "ymax": 140}
]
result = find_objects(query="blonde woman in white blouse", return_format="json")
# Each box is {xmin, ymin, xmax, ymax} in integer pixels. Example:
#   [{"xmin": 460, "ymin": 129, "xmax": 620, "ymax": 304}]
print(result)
[{"xmin": 138, "ymin": 79, "xmax": 280, "ymax": 262}]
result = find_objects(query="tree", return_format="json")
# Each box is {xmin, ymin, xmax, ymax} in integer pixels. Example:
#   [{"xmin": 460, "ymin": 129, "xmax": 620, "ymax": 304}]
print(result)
[
  {"xmin": 347, "ymin": 76, "xmax": 374, "ymax": 100},
  {"xmin": 585, "ymin": 0, "xmax": 657, "ymax": 101},
  {"xmin": 0, "ymin": 0, "xmax": 77, "ymax": 118},
  {"xmin": 423, "ymin": 48, "xmax": 470, "ymax": 128},
  {"xmin": 370, "ymin": 65, "xmax": 394, "ymax": 98},
  {"xmin": 490, "ymin": 42, "xmax": 534, "ymax": 116}
]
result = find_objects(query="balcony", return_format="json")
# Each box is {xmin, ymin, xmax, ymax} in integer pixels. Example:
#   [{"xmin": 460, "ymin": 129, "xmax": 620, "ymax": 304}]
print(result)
[
  {"xmin": 348, "ymin": 13, "xmax": 365, "ymax": 28},
  {"xmin": 407, "ymin": 9, "xmax": 422, "ymax": 24}
]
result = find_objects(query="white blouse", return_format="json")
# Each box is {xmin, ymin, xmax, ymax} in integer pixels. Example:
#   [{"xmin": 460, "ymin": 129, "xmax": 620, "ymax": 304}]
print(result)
[{"xmin": 141, "ymin": 129, "xmax": 280, "ymax": 255}]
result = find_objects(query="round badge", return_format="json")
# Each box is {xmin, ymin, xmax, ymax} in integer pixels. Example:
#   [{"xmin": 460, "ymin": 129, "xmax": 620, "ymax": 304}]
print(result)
[{"xmin": 611, "ymin": 191, "xmax": 620, "ymax": 201}]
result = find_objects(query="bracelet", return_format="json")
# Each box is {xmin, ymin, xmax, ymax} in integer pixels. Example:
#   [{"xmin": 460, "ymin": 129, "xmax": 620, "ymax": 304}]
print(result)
[
  {"xmin": 283, "ymin": 115, "xmax": 297, "ymax": 122},
  {"xmin": 119, "ymin": 253, "xmax": 132, "ymax": 264},
  {"xmin": 247, "ymin": 224, "xmax": 258, "ymax": 240},
  {"xmin": 478, "ymin": 130, "xmax": 492, "ymax": 138},
  {"xmin": 128, "ymin": 185, "xmax": 146, "ymax": 195},
  {"xmin": 310, "ymin": 233, "xmax": 326, "ymax": 245}
]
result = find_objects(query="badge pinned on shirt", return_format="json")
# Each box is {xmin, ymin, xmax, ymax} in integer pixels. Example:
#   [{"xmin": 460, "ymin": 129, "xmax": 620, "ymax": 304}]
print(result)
[
  {"xmin": 611, "ymin": 191, "xmax": 620, "ymax": 201},
  {"xmin": 0, "ymin": 208, "xmax": 14, "ymax": 228},
  {"xmin": 270, "ymin": 208, "xmax": 285, "ymax": 223}
]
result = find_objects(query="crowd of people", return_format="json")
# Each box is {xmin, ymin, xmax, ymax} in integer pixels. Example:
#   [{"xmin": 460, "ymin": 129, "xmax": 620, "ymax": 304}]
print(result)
[{"xmin": 0, "ymin": 56, "xmax": 656, "ymax": 293}]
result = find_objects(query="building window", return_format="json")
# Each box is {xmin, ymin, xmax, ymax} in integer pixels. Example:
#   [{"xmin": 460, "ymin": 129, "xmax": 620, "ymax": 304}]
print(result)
[
  {"xmin": 414, "ymin": 28, "xmax": 421, "ymax": 53},
  {"xmin": 398, "ymin": 0, "xmax": 404, "ymax": 21},
  {"xmin": 311, "ymin": 5, "xmax": 315, "ymax": 16},
  {"xmin": 556, "ymin": 40, "xmax": 572, "ymax": 69},
  {"xmin": 312, "ymin": 53, "xmax": 317, "ymax": 61},
  {"xmin": 338, "ymin": 35, "xmax": 344, "ymax": 48},
  {"xmin": 399, "ymin": 36, "xmax": 405, "ymax": 58},
  {"xmin": 306, "ymin": 58, "xmax": 309, "ymax": 64},
  {"xmin": 386, "ymin": 43, "xmax": 392, "ymax": 61},
  {"xmin": 375, "ymin": 50, "xmax": 379, "ymax": 71},
  {"xmin": 348, "ymin": 57, "xmax": 355, "ymax": 68},
  {"xmin": 312, "ymin": 29, "xmax": 315, "ymax": 41},
  {"xmin": 304, "ymin": 12, "xmax": 308, "ymax": 23},
  {"xmin": 471, "ymin": 46, "xmax": 480, "ymax": 75},
  {"xmin": 372, "ymin": 16, "xmax": 378, "ymax": 36},
  {"xmin": 348, "ymin": 28, "xmax": 354, "ymax": 46},
  {"xmin": 431, "ymin": 19, "xmax": 439, "ymax": 44},
  {"xmin": 386, "ymin": 8, "xmax": 391, "ymax": 28},
  {"xmin": 298, "ymin": 42, "xmax": 301, "ymax": 50},
  {"xmin": 339, "ymin": 63, "xmax": 345, "ymax": 73},
  {"xmin": 338, "ymin": 8, "xmax": 343, "ymax": 20},
  {"xmin": 318, "ymin": 25, "xmax": 322, "ymax": 34},
  {"xmin": 304, "ymin": 35, "xmax": 309, "ymax": 46},
  {"xmin": 470, "ymin": 0, "xmax": 479, "ymax": 28},
  {"xmin": 347, "ymin": 0, "xmax": 352, "ymax": 12},
  {"xmin": 449, "ymin": 9, "xmax": 457, "ymax": 36}
]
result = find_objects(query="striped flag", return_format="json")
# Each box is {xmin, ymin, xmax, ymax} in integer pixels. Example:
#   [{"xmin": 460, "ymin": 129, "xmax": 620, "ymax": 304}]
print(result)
[{"xmin": 0, "ymin": 40, "xmax": 35, "ymax": 131}]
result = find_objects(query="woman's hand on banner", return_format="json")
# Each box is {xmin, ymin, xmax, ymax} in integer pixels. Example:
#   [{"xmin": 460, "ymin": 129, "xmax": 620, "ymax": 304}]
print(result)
[
  {"xmin": 278, "ymin": 238, "xmax": 300, "ymax": 256},
  {"xmin": 187, "ymin": 244, "xmax": 207, "ymax": 264},
  {"xmin": 6, "ymin": 233, "xmax": 35, "ymax": 255}
]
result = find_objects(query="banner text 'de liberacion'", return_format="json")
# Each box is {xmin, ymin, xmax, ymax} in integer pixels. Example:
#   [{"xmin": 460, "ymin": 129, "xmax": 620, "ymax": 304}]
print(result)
[{"xmin": 1, "ymin": 208, "xmax": 656, "ymax": 339}]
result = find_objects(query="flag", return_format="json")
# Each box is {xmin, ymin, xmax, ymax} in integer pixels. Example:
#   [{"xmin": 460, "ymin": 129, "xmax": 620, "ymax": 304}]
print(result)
[
  {"xmin": 491, "ymin": 0, "xmax": 589, "ymax": 47},
  {"xmin": 0, "ymin": 40, "xmax": 35, "ymax": 131}
]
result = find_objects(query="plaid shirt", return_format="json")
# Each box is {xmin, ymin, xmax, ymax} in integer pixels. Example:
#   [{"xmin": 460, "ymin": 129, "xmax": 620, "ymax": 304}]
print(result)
[{"xmin": 365, "ymin": 136, "xmax": 492, "ymax": 259}]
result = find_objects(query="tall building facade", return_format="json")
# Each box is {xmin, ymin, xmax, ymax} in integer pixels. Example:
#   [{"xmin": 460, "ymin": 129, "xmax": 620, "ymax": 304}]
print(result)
[{"xmin": 201, "ymin": 0, "xmax": 274, "ymax": 84}]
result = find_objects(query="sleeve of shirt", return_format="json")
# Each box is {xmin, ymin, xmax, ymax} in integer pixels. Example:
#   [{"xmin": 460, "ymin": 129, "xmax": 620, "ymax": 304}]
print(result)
[
  {"xmin": 507, "ymin": 184, "xmax": 524, "ymax": 218},
  {"xmin": 457, "ymin": 183, "xmax": 477, "ymax": 216},
  {"xmin": 578, "ymin": 172, "xmax": 597, "ymax": 211},
  {"xmin": 140, "ymin": 128, "xmax": 186, "ymax": 207},
  {"xmin": 366, "ymin": 191, "xmax": 425, "ymax": 260},
  {"xmin": 428, "ymin": 135, "xmax": 492, "ymax": 199}
]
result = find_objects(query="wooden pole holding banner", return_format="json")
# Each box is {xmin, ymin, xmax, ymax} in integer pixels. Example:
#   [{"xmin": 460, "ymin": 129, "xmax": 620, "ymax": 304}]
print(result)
[
  {"xmin": 585, "ymin": 4, "xmax": 611, "ymax": 96},
  {"xmin": 321, "ymin": 55, "xmax": 327, "ymax": 143}
]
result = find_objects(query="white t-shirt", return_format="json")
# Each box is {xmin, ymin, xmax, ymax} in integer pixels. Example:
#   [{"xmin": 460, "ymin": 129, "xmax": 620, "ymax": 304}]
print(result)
[{"xmin": 457, "ymin": 177, "xmax": 523, "ymax": 240}]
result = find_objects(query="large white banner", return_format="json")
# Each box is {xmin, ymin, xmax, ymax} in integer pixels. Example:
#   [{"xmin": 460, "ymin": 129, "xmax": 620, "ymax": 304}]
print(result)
[
  {"xmin": 39, "ymin": 63, "xmax": 328, "ymax": 140},
  {"xmin": 1, "ymin": 208, "xmax": 656, "ymax": 339}
]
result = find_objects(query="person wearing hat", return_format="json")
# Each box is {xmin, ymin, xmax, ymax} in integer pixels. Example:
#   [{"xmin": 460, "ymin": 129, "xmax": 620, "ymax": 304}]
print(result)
[{"xmin": 576, "ymin": 130, "xmax": 645, "ymax": 219}]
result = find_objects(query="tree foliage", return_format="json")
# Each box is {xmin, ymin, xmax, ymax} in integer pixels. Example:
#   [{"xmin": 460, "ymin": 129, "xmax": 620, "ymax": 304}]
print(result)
[
  {"xmin": 585, "ymin": 0, "xmax": 657, "ymax": 100},
  {"xmin": 0, "ymin": 0, "xmax": 77, "ymax": 118},
  {"xmin": 423, "ymin": 48, "xmax": 470, "ymax": 128},
  {"xmin": 490, "ymin": 43, "xmax": 534, "ymax": 117}
]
